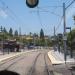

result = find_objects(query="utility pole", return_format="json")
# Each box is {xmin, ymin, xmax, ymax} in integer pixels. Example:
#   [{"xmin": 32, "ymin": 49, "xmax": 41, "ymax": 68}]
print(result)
[
  {"xmin": 54, "ymin": 26, "xmax": 55, "ymax": 38},
  {"xmin": 54, "ymin": 26, "xmax": 56, "ymax": 46},
  {"xmin": 70, "ymin": 28, "xmax": 72, "ymax": 58},
  {"xmin": 19, "ymin": 27, "xmax": 21, "ymax": 50},
  {"xmin": 33, "ymin": 33, "xmax": 35, "ymax": 49},
  {"xmin": 54, "ymin": 26, "xmax": 56, "ymax": 51},
  {"xmin": 63, "ymin": 3, "xmax": 67, "ymax": 64},
  {"xmin": 63, "ymin": 0, "xmax": 75, "ymax": 63}
]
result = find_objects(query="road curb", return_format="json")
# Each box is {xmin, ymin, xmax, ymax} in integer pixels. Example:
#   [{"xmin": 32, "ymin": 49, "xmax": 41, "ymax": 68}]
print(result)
[{"xmin": 47, "ymin": 51, "xmax": 63, "ymax": 75}]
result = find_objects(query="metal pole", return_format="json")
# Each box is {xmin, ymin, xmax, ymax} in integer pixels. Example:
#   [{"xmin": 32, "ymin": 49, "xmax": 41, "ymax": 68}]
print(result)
[
  {"xmin": 70, "ymin": 28, "xmax": 73, "ymax": 58},
  {"xmin": 63, "ymin": 3, "xmax": 67, "ymax": 64},
  {"xmin": 19, "ymin": 27, "xmax": 21, "ymax": 51},
  {"xmin": 33, "ymin": 34, "xmax": 35, "ymax": 49},
  {"xmin": 2, "ymin": 29, "xmax": 4, "ymax": 55},
  {"xmin": 54, "ymin": 26, "xmax": 55, "ymax": 38},
  {"xmin": 54, "ymin": 26, "xmax": 56, "ymax": 51}
]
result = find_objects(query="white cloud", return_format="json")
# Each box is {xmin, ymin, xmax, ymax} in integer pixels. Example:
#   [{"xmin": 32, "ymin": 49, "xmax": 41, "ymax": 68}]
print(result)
[{"xmin": 0, "ymin": 9, "xmax": 8, "ymax": 18}]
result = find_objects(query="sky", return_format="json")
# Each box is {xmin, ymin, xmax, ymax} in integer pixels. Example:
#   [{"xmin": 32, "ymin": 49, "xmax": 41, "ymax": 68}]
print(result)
[{"xmin": 0, "ymin": 0, "xmax": 75, "ymax": 36}]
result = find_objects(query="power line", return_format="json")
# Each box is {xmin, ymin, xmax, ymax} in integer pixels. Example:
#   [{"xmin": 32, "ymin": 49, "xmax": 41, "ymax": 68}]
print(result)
[
  {"xmin": 37, "ymin": 6, "xmax": 63, "ymax": 31},
  {"xmin": 0, "ymin": 0, "xmax": 24, "ymax": 26},
  {"xmin": 31, "ymin": 7, "xmax": 62, "ymax": 17},
  {"xmin": 55, "ymin": 16, "xmax": 63, "ymax": 32},
  {"xmin": 30, "ymin": 5, "xmax": 63, "ymax": 34},
  {"xmin": 39, "ymin": 7, "xmax": 62, "ymax": 17},
  {"xmin": 0, "ymin": 0, "xmax": 18, "ymax": 23},
  {"xmin": 36, "ymin": 7, "xmax": 43, "ymax": 28},
  {"xmin": 0, "ymin": 6, "xmax": 18, "ymax": 24},
  {"xmin": 47, "ymin": 0, "xmax": 61, "ymax": 2},
  {"xmin": 38, "ymin": 6, "xmax": 62, "ymax": 8},
  {"xmin": 66, "ymin": 0, "xmax": 75, "ymax": 9}
]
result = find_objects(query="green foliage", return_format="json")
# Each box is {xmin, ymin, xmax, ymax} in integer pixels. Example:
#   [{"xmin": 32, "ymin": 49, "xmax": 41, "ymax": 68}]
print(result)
[
  {"xmin": 67, "ymin": 28, "xmax": 75, "ymax": 49},
  {"xmin": 4, "ymin": 27, "xmax": 7, "ymax": 33},
  {"xmin": 40, "ymin": 29, "xmax": 45, "ymax": 46},
  {"xmin": 9, "ymin": 28, "xmax": 13, "ymax": 36},
  {"xmin": 40, "ymin": 29, "xmax": 44, "ymax": 39},
  {"xmin": 0, "ymin": 26, "xmax": 53, "ymax": 47},
  {"xmin": 0, "ymin": 26, "xmax": 8, "ymax": 40},
  {"xmin": 14, "ymin": 30, "xmax": 18, "ymax": 36},
  {"xmin": 73, "ymin": 16, "xmax": 75, "ymax": 21}
]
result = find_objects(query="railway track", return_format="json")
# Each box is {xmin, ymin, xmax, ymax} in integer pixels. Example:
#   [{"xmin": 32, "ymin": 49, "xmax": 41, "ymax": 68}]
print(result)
[
  {"xmin": 28, "ymin": 52, "xmax": 54, "ymax": 75},
  {"xmin": 0, "ymin": 53, "xmax": 27, "ymax": 70},
  {"xmin": 0, "ymin": 51, "xmax": 41, "ymax": 74},
  {"xmin": 0, "ymin": 51, "xmax": 39, "ymax": 70},
  {"xmin": 0, "ymin": 50, "xmax": 54, "ymax": 75},
  {"xmin": 44, "ymin": 53, "xmax": 54, "ymax": 75},
  {"xmin": 27, "ymin": 53, "xmax": 41, "ymax": 75}
]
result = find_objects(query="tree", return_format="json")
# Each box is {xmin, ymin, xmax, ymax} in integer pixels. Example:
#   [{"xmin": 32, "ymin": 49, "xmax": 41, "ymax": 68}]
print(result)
[
  {"xmin": 73, "ymin": 16, "xmax": 75, "ymax": 25},
  {"xmin": 73, "ymin": 16, "xmax": 75, "ymax": 21},
  {"xmin": 14, "ymin": 30, "xmax": 18, "ymax": 36},
  {"xmin": 67, "ymin": 29, "xmax": 75, "ymax": 50},
  {"xmin": 0, "ymin": 26, "xmax": 3, "ymax": 32},
  {"xmin": 29, "ymin": 32, "xmax": 32, "ymax": 37},
  {"xmin": 40, "ymin": 28, "xmax": 45, "ymax": 46},
  {"xmin": 3, "ymin": 27, "xmax": 7, "ymax": 33},
  {"xmin": 40, "ymin": 29, "xmax": 44, "ymax": 39},
  {"xmin": 0, "ymin": 27, "xmax": 8, "ymax": 40},
  {"xmin": 9, "ymin": 28, "xmax": 13, "ymax": 36}
]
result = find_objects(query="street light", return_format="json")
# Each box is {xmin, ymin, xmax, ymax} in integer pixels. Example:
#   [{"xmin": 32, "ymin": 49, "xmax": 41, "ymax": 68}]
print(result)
[{"xmin": 66, "ymin": 27, "xmax": 73, "ymax": 58}]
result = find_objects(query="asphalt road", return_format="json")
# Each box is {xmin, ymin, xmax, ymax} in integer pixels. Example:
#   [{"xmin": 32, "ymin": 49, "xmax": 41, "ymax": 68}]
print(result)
[{"xmin": 0, "ymin": 50, "xmax": 53, "ymax": 75}]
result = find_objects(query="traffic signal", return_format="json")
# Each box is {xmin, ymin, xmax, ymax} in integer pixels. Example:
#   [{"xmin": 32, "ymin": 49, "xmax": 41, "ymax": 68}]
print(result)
[
  {"xmin": 58, "ymin": 34, "xmax": 63, "ymax": 42},
  {"xmin": 26, "ymin": 0, "xmax": 39, "ymax": 8}
]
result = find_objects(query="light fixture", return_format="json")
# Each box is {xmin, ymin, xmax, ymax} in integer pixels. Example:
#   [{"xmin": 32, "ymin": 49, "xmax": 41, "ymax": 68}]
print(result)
[{"xmin": 26, "ymin": 0, "xmax": 39, "ymax": 8}]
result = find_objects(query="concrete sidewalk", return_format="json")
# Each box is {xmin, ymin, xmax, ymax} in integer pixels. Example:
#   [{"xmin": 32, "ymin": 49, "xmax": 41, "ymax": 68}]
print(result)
[{"xmin": 48, "ymin": 50, "xmax": 75, "ymax": 65}]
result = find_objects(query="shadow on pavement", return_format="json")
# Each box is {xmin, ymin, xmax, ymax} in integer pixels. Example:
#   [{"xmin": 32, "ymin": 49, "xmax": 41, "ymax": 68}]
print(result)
[{"xmin": 0, "ymin": 70, "xmax": 19, "ymax": 75}]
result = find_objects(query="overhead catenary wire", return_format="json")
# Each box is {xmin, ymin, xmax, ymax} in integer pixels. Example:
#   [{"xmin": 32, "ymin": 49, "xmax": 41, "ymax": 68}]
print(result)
[
  {"xmin": 66, "ymin": 0, "xmax": 75, "ymax": 9},
  {"xmin": 1, "ymin": 0, "xmax": 74, "ymax": 36},
  {"xmin": 55, "ymin": 0, "xmax": 75, "ymax": 32},
  {"xmin": 36, "ymin": 6, "xmax": 50, "ymax": 37},
  {"xmin": 36, "ymin": 7, "xmax": 43, "ymax": 28},
  {"xmin": 38, "ymin": 7, "xmax": 62, "ymax": 17},
  {"xmin": 31, "ymin": 5, "xmax": 63, "ymax": 35},
  {"xmin": 0, "ymin": 0, "xmax": 24, "ymax": 27},
  {"xmin": 37, "ymin": 8, "xmax": 63, "ymax": 34},
  {"xmin": 64, "ymin": 0, "xmax": 72, "ymax": 4},
  {"xmin": 38, "ymin": 5, "xmax": 62, "ymax": 8},
  {"xmin": 30, "ymin": 7, "xmax": 62, "ymax": 18},
  {"xmin": 37, "ymin": 5, "xmax": 63, "ymax": 33},
  {"xmin": 0, "ymin": 0, "xmax": 18, "ymax": 23},
  {"xmin": 0, "ymin": 6, "xmax": 18, "ymax": 25},
  {"xmin": 5, "ymin": 6, "xmax": 25, "ymax": 25},
  {"xmin": 46, "ymin": 0, "xmax": 75, "ymax": 34},
  {"xmin": 55, "ymin": 16, "xmax": 63, "ymax": 33}
]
